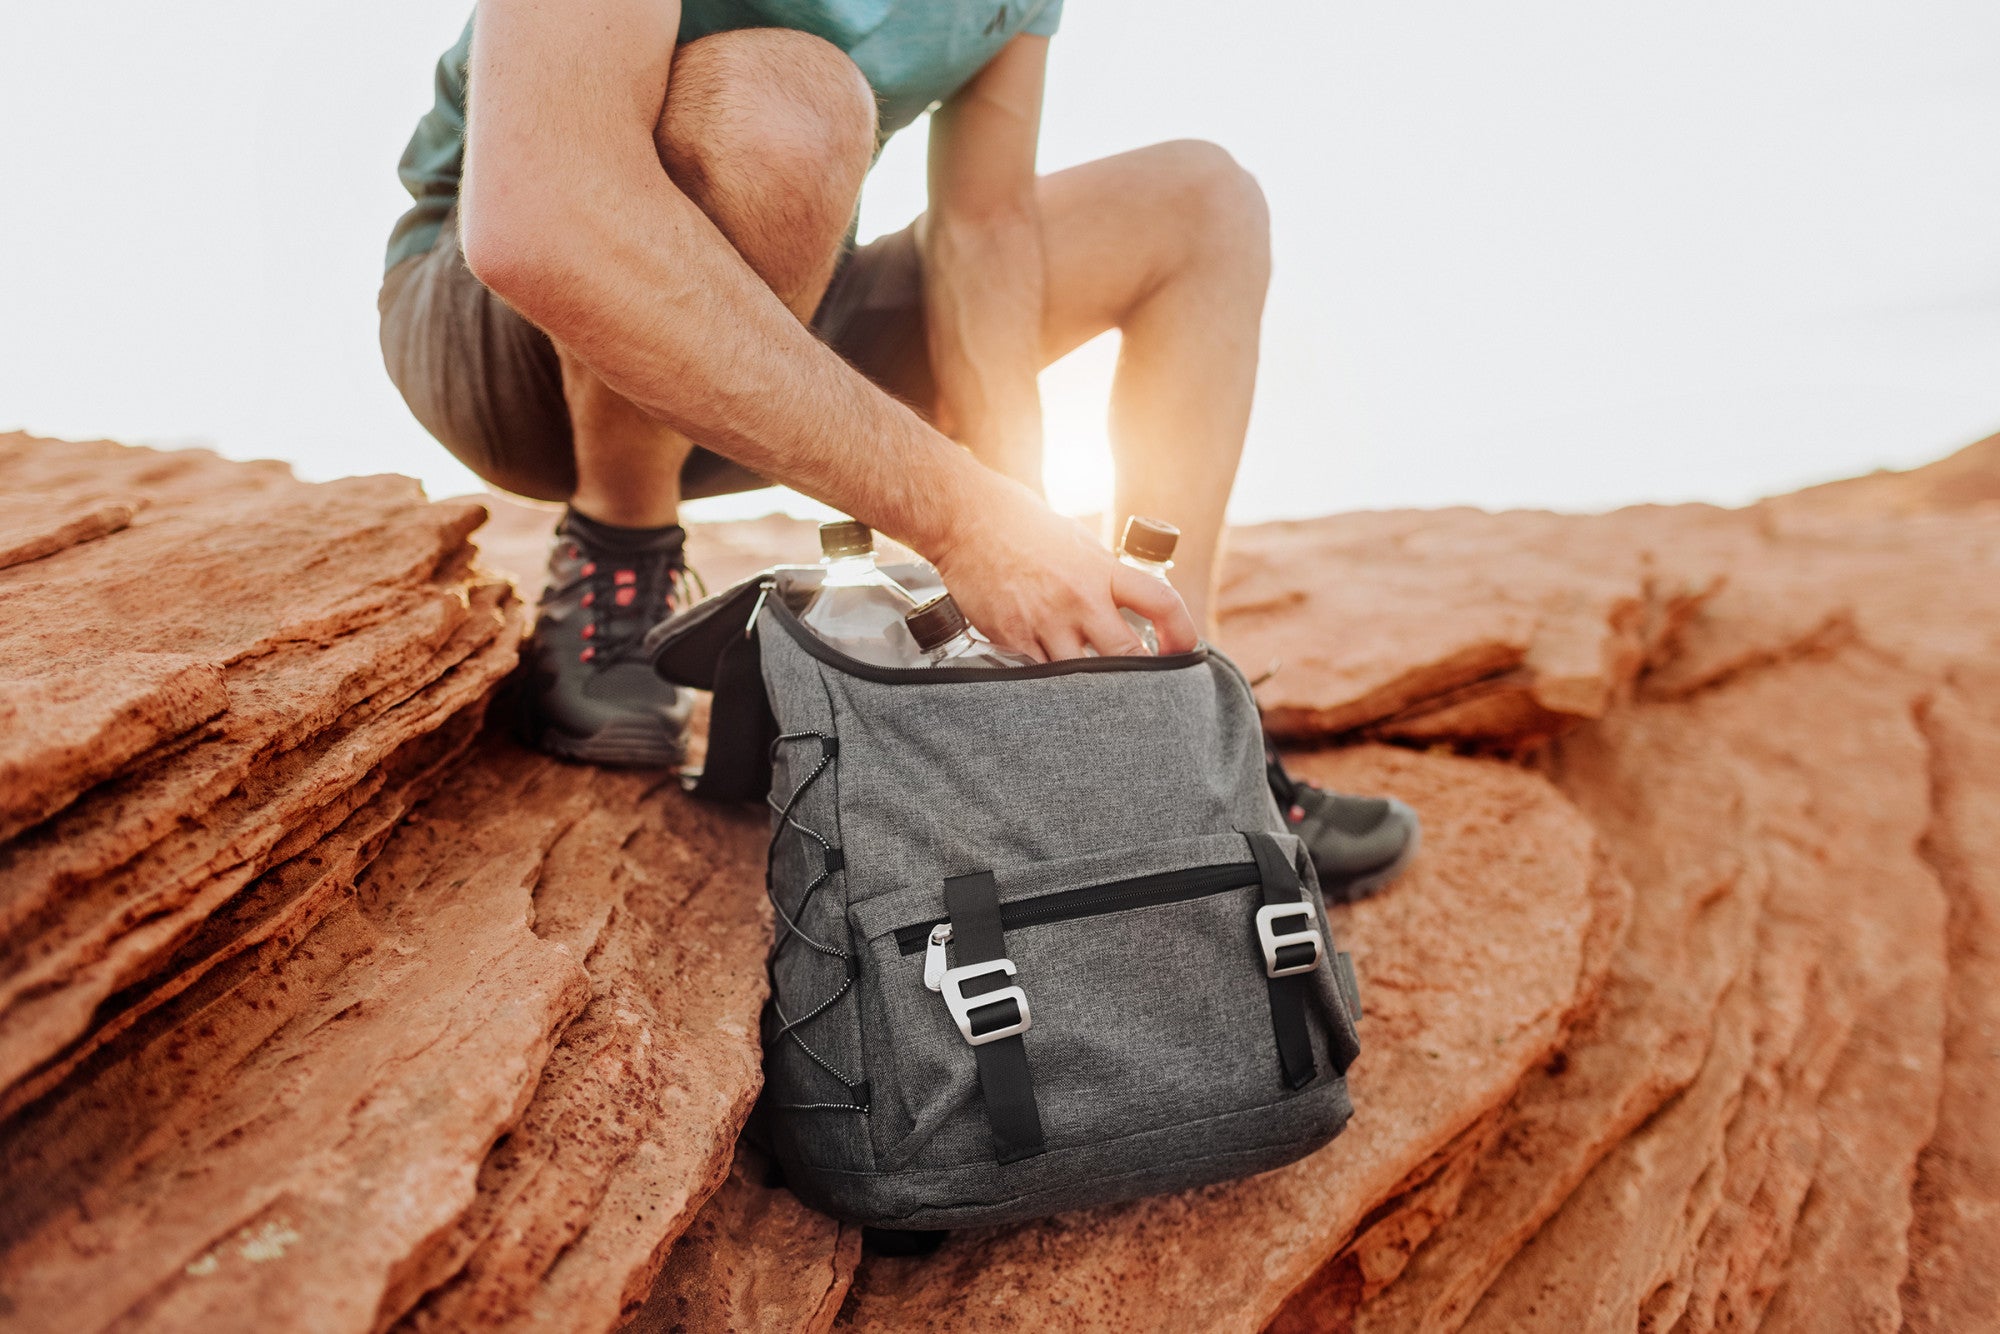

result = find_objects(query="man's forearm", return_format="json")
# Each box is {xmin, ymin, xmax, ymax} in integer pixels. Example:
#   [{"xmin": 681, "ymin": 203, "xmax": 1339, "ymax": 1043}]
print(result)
[
  {"xmin": 921, "ymin": 202, "xmax": 1048, "ymax": 490},
  {"xmin": 456, "ymin": 2, "xmax": 1193, "ymax": 660},
  {"xmin": 462, "ymin": 106, "xmax": 987, "ymax": 561}
]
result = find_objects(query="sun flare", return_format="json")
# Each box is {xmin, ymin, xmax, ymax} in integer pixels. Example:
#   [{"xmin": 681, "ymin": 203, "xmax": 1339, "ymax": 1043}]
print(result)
[{"xmin": 1038, "ymin": 331, "xmax": 1120, "ymax": 519}]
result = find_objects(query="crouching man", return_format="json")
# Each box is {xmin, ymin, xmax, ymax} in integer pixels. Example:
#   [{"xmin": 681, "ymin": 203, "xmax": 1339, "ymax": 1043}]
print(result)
[{"xmin": 377, "ymin": 0, "xmax": 1416, "ymax": 896}]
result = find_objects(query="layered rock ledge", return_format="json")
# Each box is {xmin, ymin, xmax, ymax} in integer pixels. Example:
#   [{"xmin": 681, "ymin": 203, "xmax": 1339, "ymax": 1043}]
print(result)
[{"xmin": 1, "ymin": 429, "xmax": 1995, "ymax": 1331}]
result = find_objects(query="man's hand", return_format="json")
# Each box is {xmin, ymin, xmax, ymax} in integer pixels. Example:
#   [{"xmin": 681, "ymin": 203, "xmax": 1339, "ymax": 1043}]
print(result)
[{"xmin": 930, "ymin": 473, "xmax": 1200, "ymax": 661}]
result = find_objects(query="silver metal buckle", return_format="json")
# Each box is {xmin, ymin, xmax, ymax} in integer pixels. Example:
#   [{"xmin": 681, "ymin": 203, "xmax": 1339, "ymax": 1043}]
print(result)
[
  {"xmin": 1256, "ymin": 902, "xmax": 1323, "ymax": 978},
  {"xmin": 939, "ymin": 958, "xmax": 1031, "ymax": 1046}
]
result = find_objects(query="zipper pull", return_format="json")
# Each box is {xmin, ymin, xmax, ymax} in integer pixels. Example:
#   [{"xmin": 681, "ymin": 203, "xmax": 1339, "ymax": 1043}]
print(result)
[
  {"xmin": 744, "ymin": 580, "xmax": 773, "ymax": 638},
  {"xmin": 923, "ymin": 923, "xmax": 953, "ymax": 990}
]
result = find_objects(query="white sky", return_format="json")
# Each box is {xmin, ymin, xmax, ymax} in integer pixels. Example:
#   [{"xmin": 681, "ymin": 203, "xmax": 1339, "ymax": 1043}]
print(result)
[{"xmin": 3, "ymin": 2, "xmax": 1997, "ymax": 522}]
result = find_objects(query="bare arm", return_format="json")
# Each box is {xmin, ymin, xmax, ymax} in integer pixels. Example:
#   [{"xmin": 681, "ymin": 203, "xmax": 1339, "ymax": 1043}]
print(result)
[
  {"xmin": 922, "ymin": 35, "xmax": 1049, "ymax": 492},
  {"xmin": 460, "ymin": 0, "xmax": 1194, "ymax": 657}
]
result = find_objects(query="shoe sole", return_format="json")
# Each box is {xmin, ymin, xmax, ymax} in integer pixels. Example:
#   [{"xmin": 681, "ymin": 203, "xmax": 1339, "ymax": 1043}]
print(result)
[{"xmin": 1322, "ymin": 798, "xmax": 1422, "ymax": 905}]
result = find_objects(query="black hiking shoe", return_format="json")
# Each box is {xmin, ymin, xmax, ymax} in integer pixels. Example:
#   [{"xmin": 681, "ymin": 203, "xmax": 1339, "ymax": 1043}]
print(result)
[
  {"xmin": 1267, "ymin": 747, "xmax": 1421, "ymax": 903},
  {"xmin": 517, "ymin": 510, "xmax": 695, "ymax": 767}
]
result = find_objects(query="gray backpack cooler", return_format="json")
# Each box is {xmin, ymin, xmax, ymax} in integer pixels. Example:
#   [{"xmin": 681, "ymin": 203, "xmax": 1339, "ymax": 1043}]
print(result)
[{"xmin": 649, "ymin": 567, "xmax": 1361, "ymax": 1229}]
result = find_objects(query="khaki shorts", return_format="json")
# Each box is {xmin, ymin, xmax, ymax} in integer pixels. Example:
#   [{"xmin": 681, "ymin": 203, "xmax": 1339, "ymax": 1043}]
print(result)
[{"xmin": 377, "ymin": 207, "xmax": 936, "ymax": 503}]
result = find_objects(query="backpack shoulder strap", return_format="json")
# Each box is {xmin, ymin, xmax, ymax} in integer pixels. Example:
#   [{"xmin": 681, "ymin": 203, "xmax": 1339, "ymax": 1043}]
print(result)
[
  {"xmin": 686, "ymin": 592, "xmax": 778, "ymax": 803},
  {"xmin": 1247, "ymin": 829, "xmax": 1362, "ymax": 1084}
]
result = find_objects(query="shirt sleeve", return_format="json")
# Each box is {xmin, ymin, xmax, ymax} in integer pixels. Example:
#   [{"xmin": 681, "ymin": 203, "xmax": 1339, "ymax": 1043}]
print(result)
[{"xmin": 1024, "ymin": 0, "xmax": 1063, "ymax": 37}]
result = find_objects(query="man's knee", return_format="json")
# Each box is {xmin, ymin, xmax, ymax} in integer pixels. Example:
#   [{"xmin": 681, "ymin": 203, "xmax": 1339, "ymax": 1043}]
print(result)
[
  {"xmin": 658, "ymin": 29, "xmax": 877, "ymax": 244},
  {"xmin": 1152, "ymin": 140, "xmax": 1271, "ymax": 286}
]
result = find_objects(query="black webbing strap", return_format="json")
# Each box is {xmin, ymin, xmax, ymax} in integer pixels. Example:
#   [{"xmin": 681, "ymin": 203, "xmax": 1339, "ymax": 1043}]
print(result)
[
  {"xmin": 943, "ymin": 871, "xmax": 1046, "ymax": 1163},
  {"xmin": 1247, "ymin": 831, "xmax": 1320, "ymax": 1091},
  {"xmin": 689, "ymin": 619, "xmax": 777, "ymax": 803}
]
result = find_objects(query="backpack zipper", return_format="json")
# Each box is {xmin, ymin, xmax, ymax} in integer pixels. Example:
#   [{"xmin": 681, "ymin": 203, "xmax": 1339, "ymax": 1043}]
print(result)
[
  {"xmin": 766, "ymin": 589, "xmax": 1207, "ymax": 684},
  {"xmin": 894, "ymin": 860, "xmax": 1262, "ymax": 982}
]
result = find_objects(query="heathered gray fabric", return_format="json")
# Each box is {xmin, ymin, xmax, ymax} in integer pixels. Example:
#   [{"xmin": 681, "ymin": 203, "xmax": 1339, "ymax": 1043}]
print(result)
[{"xmin": 754, "ymin": 573, "xmax": 1359, "ymax": 1227}]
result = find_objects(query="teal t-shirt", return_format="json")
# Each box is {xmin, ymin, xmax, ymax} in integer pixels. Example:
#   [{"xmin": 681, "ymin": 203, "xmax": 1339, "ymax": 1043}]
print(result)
[{"xmin": 387, "ymin": 0, "xmax": 1063, "ymax": 270}]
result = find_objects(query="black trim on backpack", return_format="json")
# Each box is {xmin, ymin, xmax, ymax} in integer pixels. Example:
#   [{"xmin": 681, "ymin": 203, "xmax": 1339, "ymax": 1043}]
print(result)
[
  {"xmin": 891, "ymin": 861, "xmax": 1262, "ymax": 954},
  {"xmin": 1247, "ymin": 830, "xmax": 1321, "ymax": 1091},
  {"xmin": 688, "ymin": 615, "xmax": 778, "ymax": 803},
  {"xmin": 943, "ymin": 870, "xmax": 1048, "ymax": 1163},
  {"xmin": 656, "ymin": 571, "xmax": 1209, "ymax": 804},
  {"xmin": 764, "ymin": 591, "xmax": 1208, "ymax": 686}
]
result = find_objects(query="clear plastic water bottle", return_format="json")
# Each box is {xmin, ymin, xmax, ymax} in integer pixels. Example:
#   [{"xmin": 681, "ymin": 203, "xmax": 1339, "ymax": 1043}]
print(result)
[
  {"xmin": 1116, "ymin": 515, "xmax": 1180, "ymax": 654},
  {"xmin": 905, "ymin": 594, "xmax": 1035, "ymax": 668},
  {"xmin": 801, "ymin": 521, "xmax": 921, "ymax": 667}
]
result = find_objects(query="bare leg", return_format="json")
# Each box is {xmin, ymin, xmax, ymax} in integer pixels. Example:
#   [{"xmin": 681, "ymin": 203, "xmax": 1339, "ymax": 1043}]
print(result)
[
  {"xmin": 560, "ymin": 28, "xmax": 877, "ymax": 528},
  {"xmin": 1032, "ymin": 141, "xmax": 1271, "ymax": 634}
]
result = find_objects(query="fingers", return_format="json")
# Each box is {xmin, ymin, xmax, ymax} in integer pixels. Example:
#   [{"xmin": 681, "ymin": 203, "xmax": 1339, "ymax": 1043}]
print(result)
[
  {"xmin": 981, "ymin": 613, "xmax": 1047, "ymax": 662},
  {"xmin": 1046, "ymin": 565, "xmax": 1145, "ymax": 661},
  {"xmin": 927, "ymin": 504, "xmax": 1201, "ymax": 663},
  {"xmin": 1004, "ymin": 572, "xmax": 1189, "ymax": 662},
  {"xmin": 1038, "ymin": 622, "xmax": 1088, "ymax": 663},
  {"xmin": 1082, "ymin": 605, "xmax": 1148, "ymax": 658},
  {"xmin": 1049, "ymin": 590, "xmax": 1164, "ymax": 661},
  {"xmin": 1112, "ymin": 565, "xmax": 1200, "ymax": 654},
  {"xmin": 1154, "ymin": 600, "xmax": 1201, "ymax": 655}
]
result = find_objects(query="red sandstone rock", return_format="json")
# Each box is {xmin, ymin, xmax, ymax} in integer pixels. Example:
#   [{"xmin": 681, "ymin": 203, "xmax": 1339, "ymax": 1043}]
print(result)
[
  {"xmin": 7, "ymin": 431, "xmax": 2000, "ymax": 1332},
  {"xmin": 1451, "ymin": 653, "xmax": 1944, "ymax": 1329},
  {"xmin": 1321, "ymin": 692, "xmax": 1767, "ymax": 1332},
  {"xmin": 1266, "ymin": 463, "xmax": 1998, "ymax": 1331},
  {"xmin": 1776, "ymin": 429, "xmax": 2000, "ymax": 516},
  {"xmin": 1265, "ymin": 1111, "xmax": 1508, "ymax": 1332},
  {"xmin": 1900, "ymin": 670, "xmax": 2000, "ymax": 1332},
  {"xmin": 0, "ymin": 435, "xmax": 487, "ymax": 822},
  {"xmin": 0, "ymin": 735, "xmax": 772, "ymax": 1334},
  {"xmin": 0, "ymin": 746, "xmax": 596, "ymax": 1331},
  {"xmin": 0, "ymin": 699, "xmax": 491, "ymax": 1123},
  {"xmin": 0, "ymin": 434, "xmax": 518, "ymax": 1106},
  {"xmin": 0, "ymin": 650, "xmax": 227, "ymax": 842},
  {"xmin": 631, "ymin": 1145, "xmax": 861, "ymax": 1334},
  {"xmin": 0, "ymin": 588, "xmax": 520, "ymax": 1098},
  {"xmin": 1217, "ymin": 509, "xmax": 1712, "ymax": 752},
  {"xmin": 394, "ymin": 745, "xmax": 771, "ymax": 1332},
  {"xmin": 0, "ymin": 494, "xmax": 139, "ymax": 570}
]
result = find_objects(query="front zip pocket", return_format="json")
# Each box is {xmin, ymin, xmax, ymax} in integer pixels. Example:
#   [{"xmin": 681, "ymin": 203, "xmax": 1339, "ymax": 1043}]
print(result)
[
  {"xmin": 891, "ymin": 861, "xmax": 1263, "ymax": 965},
  {"xmin": 850, "ymin": 832, "xmax": 1343, "ymax": 1173}
]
